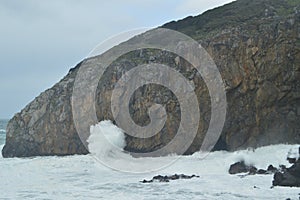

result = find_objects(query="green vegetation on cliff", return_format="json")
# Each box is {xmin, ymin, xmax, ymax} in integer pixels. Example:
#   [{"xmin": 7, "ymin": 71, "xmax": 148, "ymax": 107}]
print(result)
[{"xmin": 163, "ymin": 0, "xmax": 299, "ymax": 40}]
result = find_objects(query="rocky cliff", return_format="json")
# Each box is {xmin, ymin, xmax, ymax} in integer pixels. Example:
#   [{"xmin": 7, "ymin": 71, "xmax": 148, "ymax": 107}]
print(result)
[{"xmin": 2, "ymin": 0, "xmax": 300, "ymax": 157}]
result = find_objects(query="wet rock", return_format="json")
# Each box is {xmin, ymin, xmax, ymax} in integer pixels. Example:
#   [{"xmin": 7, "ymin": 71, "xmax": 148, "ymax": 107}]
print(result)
[
  {"xmin": 249, "ymin": 166, "xmax": 258, "ymax": 175},
  {"xmin": 141, "ymin": 179, "xmax": 153, "ymax": 183},
  {"xmin": 267, "ymin": 165, "xmax": 278, "ymax": 173},
  {"xmin": 287, "ymin": 158, "xmax": 297, "ymax": 164},
  {"xmin": 257, "ymin": 169, "xmax": 268, "ymax": 175},
  {"xmin": 273, "ymin": 160, "xmax": 300, "ymax": 187},
  {"xmin": 229, "ymin": 161, "xmax": 252, "ymax": 174},
  {"xmin": 140, "ymin": 174, "xmax": 200, "ymax": 183},
  {"xmin": 230, "ymin": 162, "xmax": 280, "ymax": 176}
]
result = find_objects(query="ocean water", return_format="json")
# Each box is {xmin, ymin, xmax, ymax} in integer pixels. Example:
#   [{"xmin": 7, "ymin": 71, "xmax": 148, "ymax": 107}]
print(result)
[
  {"xmin": 0, "ymin": 120, "xmax": 299, "ymax": 200},
  {"xmin": 0, "ymin": 119, "xmax": 8, "ymax": 146}
]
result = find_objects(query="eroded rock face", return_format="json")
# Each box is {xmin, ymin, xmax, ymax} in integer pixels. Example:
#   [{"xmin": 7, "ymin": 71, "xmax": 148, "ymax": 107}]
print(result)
[
  {"xmin": 2, "ymin": 63, "xmax": 88, "ymax": 157},
  {"xmin": 2, "ymin": 0, "xmax": 300, "ymax": 157}
]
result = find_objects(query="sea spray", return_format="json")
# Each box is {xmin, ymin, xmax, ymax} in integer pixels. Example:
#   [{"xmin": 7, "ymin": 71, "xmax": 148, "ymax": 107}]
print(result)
[
  {"xmin": 87, "ymin": 120, "xmax": 179, "ymax": 173},
  {"xmin": 88, "ymin": 120, "xmax": 126, "ymax": 158}
]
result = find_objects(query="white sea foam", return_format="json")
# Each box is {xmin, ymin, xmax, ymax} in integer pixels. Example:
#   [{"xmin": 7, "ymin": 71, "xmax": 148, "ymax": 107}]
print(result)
[
  {"xmin": 1, "ymin": 121, "xmax": 299, "ymax": 199},
  {"xmin": 287, "ymin": 147, "xmax": 300, "ymax": 160},
  {"xmin": 87, "ymin": 120, "xmax": 177, "ymax": 173},
  {"xmin": 1, "ymin": 143, "xmax": 299, "ymax": 199},
  {"xmin": 0, "ymin": 129, "xmax": 6, "ymax": 133},
  {"xmin": 88, "ymin": 120, "xmax": 126, "ymax": 158}
]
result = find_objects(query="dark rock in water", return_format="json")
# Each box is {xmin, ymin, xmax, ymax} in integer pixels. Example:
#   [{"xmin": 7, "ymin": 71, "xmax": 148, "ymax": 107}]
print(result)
[
  {"xmin": 289, "ymin": 162, "xmax": 300, "ymax": 178},
  {"xmin": 141, "ymin": 179, "xmax": 153, "ymax": 183},
  {"xmin": 229, "ymin": 161, "xmax": 252, "ymax": 174},
  {"xmin": 267, "ymin": 165, "xmax": 278, "ymax": 173},
  {"xmin": 249, "ymin": 166, "xmax": 258, "ymax": 175},
  {"xmin": 287, "ymin": 158, "xmax": 297, "ymax": 164},
  {"xmin": 140, "ymin": 174, "xmax": 200, "ymax": 183},
  {"xmin": 2, "ymin": 0, "xmax": 300, "ymax": 157},
  {"xmin": 152, "ymin": 175, "xmax": 170, "ymax": 182},
  {"xmin": 273, "ymin": 160, "xmax": 300, "ymax": 187},
  {"xmin": 257, "ymin": 169, "xmax": 268, "ymax": 175},
  {"xmin": 273, "ymin": 171, "xmax": 299, "ymax": 187},
  {"xmin": 230, "ymin": 161, "xmax": 281, "ymax": 176}
]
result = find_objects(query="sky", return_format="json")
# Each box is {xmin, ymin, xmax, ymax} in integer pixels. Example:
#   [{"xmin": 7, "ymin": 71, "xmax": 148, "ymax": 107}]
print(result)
[{"xmin": 0, "ymin": 0, "xmax": 234, "ymax": 119}]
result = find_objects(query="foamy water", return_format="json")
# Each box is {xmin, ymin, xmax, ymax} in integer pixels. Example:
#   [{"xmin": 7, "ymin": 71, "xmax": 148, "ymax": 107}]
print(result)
[{"xmin": 0, "ymin": 121, "xmax": 299, "ymax": 199}]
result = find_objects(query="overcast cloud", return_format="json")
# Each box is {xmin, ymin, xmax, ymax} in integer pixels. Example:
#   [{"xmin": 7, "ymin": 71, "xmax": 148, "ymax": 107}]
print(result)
[{"xmin": 0, "ymin": 0, "xmax": 234, "ymax": 119}]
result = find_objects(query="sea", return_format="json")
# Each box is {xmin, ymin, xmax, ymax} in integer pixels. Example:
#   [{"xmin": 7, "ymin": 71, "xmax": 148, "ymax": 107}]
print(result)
[
  {"xmin": 0, "ymin": 119, "xmax": 7, "ymax": 146},
  {"xmin": 0, "ymin": 119, "xmax": 299, "ymax": 200}
]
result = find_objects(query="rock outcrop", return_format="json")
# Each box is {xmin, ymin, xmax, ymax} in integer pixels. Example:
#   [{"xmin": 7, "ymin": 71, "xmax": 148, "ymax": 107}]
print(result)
[
  {"xmin": 273, "ymin": 147, "xmax": 300, "ymax": 187},
  {"xmin": 140, "ymin": 174, "xmax": 200, "ymax": 183},
  {"xmin": 229, "ymin": 161, "xmax": 256, "ymax": 175},
  {"xmin": 2, "ymin": 0, "xmax": 300, "ymax": 157},
  {"xmin": 273, "ymin": 160, "xmax": 300, "ymax": 187},
  {"xmin": 229, "ymin": 161, "xmax": 279, "ymax": 175}
]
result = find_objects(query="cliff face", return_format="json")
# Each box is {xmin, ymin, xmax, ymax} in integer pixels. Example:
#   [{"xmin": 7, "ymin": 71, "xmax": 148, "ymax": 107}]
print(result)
[
  {"xmin": 2, "ymin": 0, "xmax": 300, "ymax": 157},
  {"xmin": 2, "ymin": 63, "xmax": 88, "ymax": 157}
]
